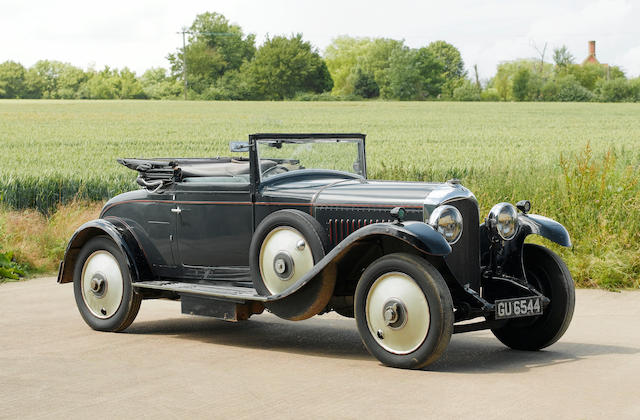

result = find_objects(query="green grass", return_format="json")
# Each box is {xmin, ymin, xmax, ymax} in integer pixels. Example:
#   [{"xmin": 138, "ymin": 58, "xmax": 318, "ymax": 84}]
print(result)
[{"xmin": 0, "ymin": 100, "xmax": 639, "ymax": 288}]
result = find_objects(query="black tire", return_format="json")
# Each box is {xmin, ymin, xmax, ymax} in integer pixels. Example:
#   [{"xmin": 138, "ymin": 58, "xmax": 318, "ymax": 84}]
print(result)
[
  {"xmin": 355, "ymin": 253, "xmax": 454, "ymax": 369},
  {"xmin": 249, "ymin": 209, "xmax": 334, "ymax": 320},
  {"xmin": 491, "ymin": 244, "xmax": 575, "ymax": 350},
  {"xmin": 250, "ymin": 209, "xmax": 328, "ymax": 296},
  {"xmin": 73, "ymin": 236, "xmax": 142, "ymax": 332}
]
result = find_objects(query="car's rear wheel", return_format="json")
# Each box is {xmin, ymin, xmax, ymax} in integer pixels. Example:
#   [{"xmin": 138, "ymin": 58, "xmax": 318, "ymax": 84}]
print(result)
[
  {"xmin": 355, "ymin": 253, "xmax": 453, "ymax": 369},
  {"xmin": 73, "ymin": 236, "xmax": 141, "ymax": 332},
  {"xmin": 250, "ymin": 209, "xmax": 334, "ymax": 320},
  {"xmin": 491, "ymin": 244, "xmax": 575, "ymax": 350}
]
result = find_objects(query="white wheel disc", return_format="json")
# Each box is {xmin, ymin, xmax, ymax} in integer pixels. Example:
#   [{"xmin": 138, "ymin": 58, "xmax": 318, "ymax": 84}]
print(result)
[
  {"xmin": 81, "ymin": 250, "xmax": 124, "ymax": 319},
  {"xmin": 365, "ymin": 272, "xmax": 430, "ymax": 354},
  {"xmin": 259, "ymin": 226, "xmax": 314, "ymax": 294}
]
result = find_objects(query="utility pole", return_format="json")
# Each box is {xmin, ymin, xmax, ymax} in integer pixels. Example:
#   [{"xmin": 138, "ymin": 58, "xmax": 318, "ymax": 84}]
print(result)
[
  {"xmin": 176, "ymin": 28, "xmax": 235, "ymax": 101},
  {"xmin": 178, "ymin": 27, "xmax": 188, "ymax": 100},
  {"xmin": 473, "ymin": 64, "xmax": 480, "ymax": 89}
]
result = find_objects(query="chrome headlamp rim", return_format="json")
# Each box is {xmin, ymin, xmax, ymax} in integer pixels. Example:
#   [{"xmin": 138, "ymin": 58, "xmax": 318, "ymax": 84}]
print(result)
[
  {"xmin": 488, "ymin": 202, "xmax": 519, "ymax": 240},
  {"xmin": 427, "ymin": 204, "xmax": 463, "ymax": 245}
]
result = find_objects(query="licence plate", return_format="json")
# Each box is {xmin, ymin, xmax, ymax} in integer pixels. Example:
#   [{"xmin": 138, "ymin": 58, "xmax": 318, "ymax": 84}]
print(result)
[{"xmin": 495, "ymin": 296, "xmax": 543, "ymax": 320}]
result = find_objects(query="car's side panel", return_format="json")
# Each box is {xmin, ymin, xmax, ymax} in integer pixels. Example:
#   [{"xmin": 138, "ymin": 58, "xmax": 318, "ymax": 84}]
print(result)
[{"xmin": 173, "ymin": 182, "xmax": 253, "ymax": 267}]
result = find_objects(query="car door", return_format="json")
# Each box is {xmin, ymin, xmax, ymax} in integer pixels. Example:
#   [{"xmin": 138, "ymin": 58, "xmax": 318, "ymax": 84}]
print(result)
[{"xmin": 173, "ymin": 180, "xmax": 253, "ymax": 269}]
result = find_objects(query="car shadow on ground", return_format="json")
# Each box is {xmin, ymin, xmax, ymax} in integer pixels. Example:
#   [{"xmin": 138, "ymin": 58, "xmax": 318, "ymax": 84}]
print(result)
[
  {"xmin": 126, "ymin": 314, "xmax": 640, "ymax": 372},
  {"xmin": 126, "ymin": 314, "xmax": 370, "ymax": 361},
  {"xmin": 430, "ymin": 335, "xmax": 640, "ymax": 373}
]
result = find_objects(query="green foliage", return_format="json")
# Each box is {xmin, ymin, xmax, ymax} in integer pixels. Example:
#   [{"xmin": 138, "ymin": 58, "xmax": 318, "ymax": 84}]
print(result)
[
  {"xmin": 28, "ymin": 60, "xmax": 87, "ymax": 99},
  {"xmin": 292, "ymin": 92, "xmax": 361, "ymax": 101},
  {"xmin": 324, "ymin": 36, "xmax": 403, "ymax": 96},
  {"xmin": 0, "ymin": 61, "xmax": 27, "ymax": 98},
  {"xmin": 452, "ymin": 79, "xmax": 481, "ymax": 101},
  {"xmin": 568, "ymin": 63, "xmax": 605, "ymax": 91},
  {"xmin": 557, "ymin": 145, "xmax": 640, "ymax": 288},
  {"xmin": 244, "ymin": 34, "xmax": 333, "ymax": 100},
  {"xmin": 0, "ymin": 251, "xmax": 26, "ymax": 281},
  {"xmin": 352, "ymin": 68, "xmax": 379, "ymax": 98},
  {"xmin": 553, "ymin": 46, "xmax": 574, "ymax": 70},
  {"xmin": 554, "ymin": 75, "xmax": 595, "ymax": 102},
  {"xmin": 167, "ymin": 12, "xmax": 255, "ymax": 95},
  {"xmin": 140, "ymin": 68, "xmax": 182, "ymax": 99},
  {"xmin": 386, "ymin": 47, "xmax": 444, "ymax": 100},
  {"xmin": 491, "ymin": 59, "xmax": 553, "ymax": 101},
  {"xmin": 512, "ymin": 68, "xmax": 531, "ymax": 101},
  {"xmin": 425, "ymin": 40, "xmax": 466, "ymax": 97},
  {"xmin": 480, "ymin": 88, "xmax": 501, "ymax": 101},
  {"xmin": 597, "ymin": 78, "xmax": 636, "ymax": 102}
]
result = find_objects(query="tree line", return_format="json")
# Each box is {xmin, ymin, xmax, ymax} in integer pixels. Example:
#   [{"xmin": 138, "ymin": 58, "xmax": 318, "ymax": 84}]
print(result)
[{"xmin": 1, "ymin": 12, "xmax": 639, "ymax": 102}]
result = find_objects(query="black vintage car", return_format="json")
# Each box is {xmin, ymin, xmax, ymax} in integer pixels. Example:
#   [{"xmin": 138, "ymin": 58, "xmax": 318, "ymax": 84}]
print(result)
[{"xmin": 58, "ymin": 133, "xmax": 575, "ymax": 369}]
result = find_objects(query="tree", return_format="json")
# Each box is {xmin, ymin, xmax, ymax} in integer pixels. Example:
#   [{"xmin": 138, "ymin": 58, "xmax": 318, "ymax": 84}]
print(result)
[
  {"xmin": 141, "ymin": 68, "xmax": 182, "ymax": 99},
  {"xmin": 324, "ymin": 36, "xmax": 403, "ymax": 96},
  {"xmin": 244, "ymin": 34, "xmax": 333, "ymax": 99},
  {"xmin": 352, "ymin": 67, "xmax": 379, "ymax": 98},
  {"xmin": 0, "ymin": 61, "xmax": 26, "ymax": 98},
  {"xmin": 553, "ymin": 45, "xmax": 574, "ymax": 70},
  {"xmin": 512, "ymin": 68, "xmax": 531, "ymax": 101},
  {"xmin": 491, "ymin": 59, "xmax": 553, "ymax": 101},
  {"xmin": 118, "ymin": 68, "xmax": 146, "ymax": 99},
  {"xmin": 452, "ymin": 79, "xmax": 481, "ymax": 101},
  {"xmin": 425, "ymin": 41, "xmax": 466, "ymax": 97},
  {"xmin": 167, "ymin": 12, "xmax": 256, "ymax": 95},
  {"xmin": 568, "ymin": 63, "xmax": 605, "ymax": 91},
  {"xmin": 385, "ymin": 47, "xmax": 444, "ymax": 100},
  {"xmin": 79, "ymin": 67, "xmax": 119, "ymax": 99},
  {"xmin": 28, "ymin": 60, "xmax": 86, "ymax": 98}
]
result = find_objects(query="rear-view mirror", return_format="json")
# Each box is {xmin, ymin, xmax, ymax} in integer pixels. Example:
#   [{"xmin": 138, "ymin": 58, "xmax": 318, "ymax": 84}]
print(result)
[{"xmin": 229, "ymin": 141, "xmax": 250, "ymax": 153}]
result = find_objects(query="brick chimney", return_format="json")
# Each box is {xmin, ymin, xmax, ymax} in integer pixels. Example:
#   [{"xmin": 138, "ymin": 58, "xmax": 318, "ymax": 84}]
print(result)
[{"xmin": 583, "ymin": 40, "xmax": 600, "ymax": 65}]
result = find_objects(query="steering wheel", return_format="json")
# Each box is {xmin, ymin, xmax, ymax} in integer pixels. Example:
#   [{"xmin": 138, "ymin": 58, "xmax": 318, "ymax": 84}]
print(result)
[{"xmin": 262, "ymin": 164, "xmax": 290, "ymax": 178}]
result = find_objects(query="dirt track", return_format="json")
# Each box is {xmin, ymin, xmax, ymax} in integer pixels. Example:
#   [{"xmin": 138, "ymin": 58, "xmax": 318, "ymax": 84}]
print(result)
[{"xmin": 1, "ymin": 277, "xmax": 639, "ymax": 419}]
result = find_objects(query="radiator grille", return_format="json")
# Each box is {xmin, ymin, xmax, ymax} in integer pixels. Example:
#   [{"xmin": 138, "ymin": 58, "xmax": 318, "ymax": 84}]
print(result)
[
  {"xmin": 444, "ymin": 198, "xmax": 481, "ymax": 291},
  {"xmin": 327, "ymin": 218, "xmax": 391, "ymax": 245}
]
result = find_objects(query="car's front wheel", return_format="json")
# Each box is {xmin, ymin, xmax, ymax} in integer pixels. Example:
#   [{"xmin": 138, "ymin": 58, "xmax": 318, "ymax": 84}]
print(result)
[
  {"xmin": 355, "ymin": 253, "xmax": 454, "ymax": 369},
  {"xmin": 73, "ymin": 236, "xmax": 141, "ymax": 332},
  {"xmin": 491, "ymin": 244, "xmax": 575, "ymax": 350}
]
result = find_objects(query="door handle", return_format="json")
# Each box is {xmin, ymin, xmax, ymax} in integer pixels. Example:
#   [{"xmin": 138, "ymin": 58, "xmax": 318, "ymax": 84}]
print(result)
[{"xmin": 171, "ymin": 207, "xmax": 182, "ymax": 214}]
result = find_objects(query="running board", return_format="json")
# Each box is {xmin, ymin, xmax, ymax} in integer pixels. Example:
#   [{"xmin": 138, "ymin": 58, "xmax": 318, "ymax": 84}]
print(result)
[
  {"xmin": 132, "ymin": 280, "xmax": 268, "ymax": 303},
  {"xmin": 133, "ymin": 280, "xmax": 266, "ymax": 322}
]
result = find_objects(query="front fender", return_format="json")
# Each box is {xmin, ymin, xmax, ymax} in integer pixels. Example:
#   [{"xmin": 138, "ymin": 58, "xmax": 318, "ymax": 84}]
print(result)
[
  {"xmin": 57, "ymin": 218, "xmax": 151, "ymax": 284},
  {"xmin": 519, "ymin": 214, "xmax": 571, "ymax": 247},
  {"xmin": 491, "ymin": 213, "xmax": 570, "ymax": 281},
  {"xmin": 266, "ymin": 221, "xmax": 450, "ymax": 303}
]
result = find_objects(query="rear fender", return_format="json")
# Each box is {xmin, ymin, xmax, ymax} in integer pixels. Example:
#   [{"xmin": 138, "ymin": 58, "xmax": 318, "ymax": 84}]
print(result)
[{"xmin": 57, "ymin": 217, "xmax": 151, "ymax": 284}]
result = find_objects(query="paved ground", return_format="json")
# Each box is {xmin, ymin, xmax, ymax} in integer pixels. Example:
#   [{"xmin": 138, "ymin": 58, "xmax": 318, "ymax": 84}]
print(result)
[{"xmin": 1, "ymin": 277, "xmax": 639, "ymax": 419}]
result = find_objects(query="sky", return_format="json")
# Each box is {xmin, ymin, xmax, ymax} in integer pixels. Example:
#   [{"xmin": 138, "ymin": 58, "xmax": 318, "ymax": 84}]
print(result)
[{"xmin": 2, "ymin": 0, "xmax": 639, "ymax": 80}]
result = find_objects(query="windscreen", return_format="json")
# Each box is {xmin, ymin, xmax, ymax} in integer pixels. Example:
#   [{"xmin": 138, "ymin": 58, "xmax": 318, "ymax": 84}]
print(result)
[{"xmin": 256, "ymin": 138, "xmax": 365, "ymax": 180}]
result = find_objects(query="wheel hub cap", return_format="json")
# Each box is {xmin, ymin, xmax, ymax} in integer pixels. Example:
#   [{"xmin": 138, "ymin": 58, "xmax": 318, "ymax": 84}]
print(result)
[
  {"xmin": 365, "ymin": 272, "xmax": 430, "ymax": 355},
  {"xmin": 273, "ymin": 251, "xmax": 294, "ymax": 280},
  {"xmin": 89, "ymin": 272, "xmax": 108, "ymax": 297},
  {"xmin": 81, "ymin": 250, "xmax": 124, "ymax": 319},
  {"xmin": 259, "ymin": 227, "xmax": 314, "ymax": 294},
  {"xmin": 383, "ymin": 299, "xmax": 407, "ymax": 329}
]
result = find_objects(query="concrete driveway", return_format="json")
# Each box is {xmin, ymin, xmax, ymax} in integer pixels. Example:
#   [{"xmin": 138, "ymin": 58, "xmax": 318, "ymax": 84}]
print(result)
[{"xmin": 1, "ymin": 277, "xmax": 639, "ymax": 419}]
